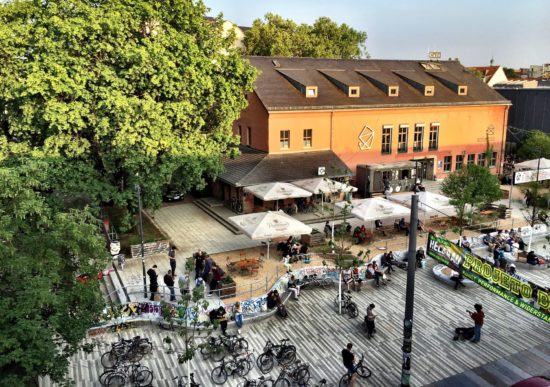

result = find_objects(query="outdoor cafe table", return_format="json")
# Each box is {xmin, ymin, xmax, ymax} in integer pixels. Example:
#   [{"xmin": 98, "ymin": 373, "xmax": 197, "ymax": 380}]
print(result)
[{"xmin": 228, "ymin": 258, "xmax": 260, "ymax": 275}]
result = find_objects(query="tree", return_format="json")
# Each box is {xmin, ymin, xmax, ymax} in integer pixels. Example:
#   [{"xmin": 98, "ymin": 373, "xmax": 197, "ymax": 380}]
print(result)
[
  {"xmin": 0, "ymin": 159, "xmax": 109, "ymax": 386},
  {"xmin": 0, "ymin": 0, "xmax": 257, "ymax": 214},
  {"xmin": 517, "ymin": 130, "xmax": 550, "ymax": 161},
  {"xmin": 242, "ymin": 13, "xmax": 368, "ymax": 59},
  {"xmin": 440, "ymin": 164, "xmax": 502, "ymax": 240},
  {"xmin": 503, "ymin": 67, "xmax": 517, "ymax": 79}
]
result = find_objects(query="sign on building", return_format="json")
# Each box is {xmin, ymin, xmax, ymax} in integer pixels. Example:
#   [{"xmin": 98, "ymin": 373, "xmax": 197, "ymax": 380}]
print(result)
[
  {"xmin": 514, "ymin": 168, "xmax": 550, "ymax": 184},
  {"xmin": 427, "ymin": 233, "xmax": 550, "ymax": 323}
]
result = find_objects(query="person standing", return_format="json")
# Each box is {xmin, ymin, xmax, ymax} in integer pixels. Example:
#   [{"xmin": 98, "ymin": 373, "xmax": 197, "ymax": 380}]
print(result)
[
  {"xmin": 208, "ymin": 265, "xmax": 222, "ymax": 297},
  {"xmin": 365, "ymin": 304, "xmax": 377, "ymax": 339},
  {"xmin": 168, "ymin": 246, "xmax": 176, "ymax": 277},
  {"xmin": 468, "ymin": 304, "xmax": 484, "ymax": 343},
  {"xmin": 164, "ymin": 270, "xmax": 176, "ymax": 301},
  {"xmin": 202, "ymin": 255, "xmax": 213, "ymax": 282},
  {"xmin": 146, "ymin": 265, "xmax": 159, "ymax": 301},
  {"xmin": 341, "ymin": 343, "xmax": 356, "ymax": 387},
  {"xmin": 217, "ymin": 306, "xmax": 228, "ymax": 336},
  {"xmin": 233, "ymin": 301, "xmax": 243, "ymax": 334}
]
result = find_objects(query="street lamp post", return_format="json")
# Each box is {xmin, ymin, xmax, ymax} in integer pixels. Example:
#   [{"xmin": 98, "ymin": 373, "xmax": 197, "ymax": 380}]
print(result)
[
  {"xmin": 400, "ymin": 194, "xmax": 419, "ymax": 386},
  {"xmin": 135, "ymin": 184, "xmax": 147, "ymax": 298}
]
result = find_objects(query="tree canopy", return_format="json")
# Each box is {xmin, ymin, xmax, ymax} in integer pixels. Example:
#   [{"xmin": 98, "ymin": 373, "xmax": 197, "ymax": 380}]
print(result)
[
  {"xmin": 440, "ymin": 164, "xmax": 502, "ymax": 236},
  {"xmin": 242, "ymin": 13, "xmax": 368, "ymax": 59},
  {"xmin": 0, "ymin": 0, "xmax": 257, "ymax": 212},
  {"xmin": 0, "ymin": 158, "xmax": 109, "ymax": 385},
  {"xmin": 517, "ymin": 130, "xmax": 550, "ymax": 161}
]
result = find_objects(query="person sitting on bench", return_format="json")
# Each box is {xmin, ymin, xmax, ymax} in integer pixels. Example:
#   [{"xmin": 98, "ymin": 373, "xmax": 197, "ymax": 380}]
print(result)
[{"xmin": 375, "ymin": 219, "xmax": 386, "ymax": 236}]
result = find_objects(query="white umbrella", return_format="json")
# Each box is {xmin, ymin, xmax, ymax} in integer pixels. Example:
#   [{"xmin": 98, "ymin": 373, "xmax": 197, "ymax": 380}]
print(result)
[
  {"xmin": 293, "ymin": 178, "xmax": 358, "ymax": 214},
  {"xmin": 338, "ymin": 197, "xmax": 410, "ymax": 223},
  {"xmin": 228, "ymin": 211, "xmax": 312, "ymax": 260},
  {"xmin": 390, "ymin": 192, "xmax": 456, "ymax": 218},
  {"xmin": 514, "ymin": 158, "xmax": 550, "ymax": 170},
  {"xmin": 244, "ymin": 182, "xmax": 312, "ymax": 210}
]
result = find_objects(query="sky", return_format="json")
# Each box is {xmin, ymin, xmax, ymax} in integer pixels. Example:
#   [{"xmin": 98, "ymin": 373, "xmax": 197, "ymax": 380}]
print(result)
[{"xmin": 203, "ymin": 0, "xmax": 550, "ymax": 69}]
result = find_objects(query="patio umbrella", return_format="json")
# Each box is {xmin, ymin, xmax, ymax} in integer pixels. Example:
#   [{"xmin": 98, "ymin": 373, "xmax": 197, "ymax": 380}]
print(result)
[
  {"xmin": 228, "ymin": 210, "xmax": 312, "ymax": 260},
  {"xmin": 390, "ymin": 192, "xmax": 456, "ymax": 219},
  {"xmin": 244, "ymin": 182, "xmax": 312, "ymax": 210},
  {"xmin": 338, "ymin": 197, "xmax": 411, "ymax": 225},
  {"xmin": 514, "ymin": 157, "xmax": 550, "ymax": 170},
  {"xmin": 293, "ymin": 178, "xmax": 358, "ymax": 213}
]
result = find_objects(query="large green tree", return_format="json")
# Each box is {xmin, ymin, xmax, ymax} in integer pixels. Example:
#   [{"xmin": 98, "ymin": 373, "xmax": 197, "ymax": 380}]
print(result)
[
  {"xmin": 440, "ymin": 164, "xmax": 502, "ymax": 239},
  {"xmin": 243, "ymin": 13, "xmax": 368, "ymax": 59},
  {"xmin": 517, "ymin": 130, "xmax": 550, "ymax": 161},
  {"xmin": 0, "ymin": 0, "xmax": 256, "ymax": 212},
  {"xmin": 0, "ymin": 158, "xmax": 109, "ymax": 386}
]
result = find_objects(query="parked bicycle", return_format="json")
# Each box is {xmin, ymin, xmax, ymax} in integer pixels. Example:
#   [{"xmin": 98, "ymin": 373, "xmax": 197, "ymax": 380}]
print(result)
[
  {"xmin": 101, "ymin": 336, "xmax": 153, "ymax": 368},
  {"xmin": 201, "ymin": 334, "xmax": 249, "ymax": 361},
  {"xmin": 231, "ymin": 197, "xmax": 243, "ymax": 213},
  {"xmin": 238, "ymin": 375, "xmax": 274, "ymax": 387},
  {"xmin": 338, "ymin": 354, "xmax": 372, "ymax": 386},
  {"xmin": 334, "ymin": 291, "xmax": 359, "ymax": 318},
  {"xmin": 99, "ymin": 362, "xmax": 153, "ymax": 387},
  {"xmin": 272, "ymin": 360, "xmax": 310, "ymax": 387},
  {"xmin": 211, "ymin": 355, "xmax": 251, "ymax": 385},
  {"xmin": 311, "ymin": 379, "xmax": 335, "ymax": 387},
  {"xmin": 256, "ymin": 339, "xmax": 297, "ymax": 374},
  {"xmin": 299, "ymin": 274, "xmax": 333, "ymax": 289},
  {"xmin": 174, "ymin": 373, "xmax": 200, "ymax": 387}
]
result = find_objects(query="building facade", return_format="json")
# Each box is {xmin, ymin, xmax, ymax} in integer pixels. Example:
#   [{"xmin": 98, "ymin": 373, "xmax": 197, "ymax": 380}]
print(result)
[{"xmin": 219, "ymin": 57, "xmax": 510, "ymax": 205}]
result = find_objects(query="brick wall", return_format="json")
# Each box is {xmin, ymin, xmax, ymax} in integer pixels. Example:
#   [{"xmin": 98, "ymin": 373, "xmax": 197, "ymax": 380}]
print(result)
[{"xmin": 130, "ymin": 240, "xmax": 170, "ymax": 259}]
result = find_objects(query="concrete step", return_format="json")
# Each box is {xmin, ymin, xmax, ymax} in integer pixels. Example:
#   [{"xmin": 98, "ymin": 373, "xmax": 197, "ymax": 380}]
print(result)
[
  {"xmin": 99, "ymin": 278, "xmax": 111, "ymax": 305},
  {"xmin": 103, "ymin": 270, "xmax": 120, "ymax": 305},
  {"xmin": 194, "ymin": 198, "xmax": 242, "ymax": 235}
]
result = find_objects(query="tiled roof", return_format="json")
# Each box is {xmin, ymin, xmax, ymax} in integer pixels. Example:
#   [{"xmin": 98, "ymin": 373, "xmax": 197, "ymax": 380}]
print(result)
[
  {"xmin": 470, "ymin": 66, "xmax": 500, "ymax": 78},
  {"xmin": 219, "ymin": 149, "xmax": 351, "ymax": 187},
  {"xmin": 246, "ymin": 57, "xmax": 509, "ymax": 111}
]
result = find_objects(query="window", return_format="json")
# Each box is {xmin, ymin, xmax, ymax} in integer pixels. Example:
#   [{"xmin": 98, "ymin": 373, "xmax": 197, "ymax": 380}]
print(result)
[
  {"xmin": 280, "ymin": 130, "xmax": 290, "ymax": 149},
  {"xmin": 429, "ymin": 123, "xmax": 439, "ymax": 151},
  {"xmin": 306, "ymin": 87, "xmax": 318, "ymax": 98},
  {"xmin": 455, "ymin": 154, "xmax": 464, "ymax": 170},
  {"xmin": 247, "ymin": 127, "xmax": 252, "ymax": 146},
  {"xmin": 389, "ymin": 86, "xmax": 399, "ymax": 96},
  {"xmin": 444, "ymin": 156, "xmax": 452, "ymax": 172},
  {"xmin": 490, "ymin": 152, "xmax": 497, "ymax": 167},
  {"xmin": 425, "ymin": 86, "xmax": 434, "ymax": 96},
  {"xmin": 349, "ymin": 87, "xmax": 360, "ymax": 97},
  {"xmin": 413, "ymin": 124, "xmax": 424, "ymax": 152},
  {"xmin": 398, "ymin": 125, "xmax": 408, "ymax": 153},
  {"xmin": 458, "ymin": 86, "xmax": 468, "ymax": 95},
  {"xmin": 303, "ymin": 129, "xmax": 312, "ymax": 148},
  {"xmin": 467, "ymin": 154, "xmax": 475, "ymax": 165},
  {"xmin": 478, "ymin": 152, "xmax": 486, "ymax": 166},
  {"xmin": 381, "ymin": 126, "xmax": 392, "ymax": 154}
]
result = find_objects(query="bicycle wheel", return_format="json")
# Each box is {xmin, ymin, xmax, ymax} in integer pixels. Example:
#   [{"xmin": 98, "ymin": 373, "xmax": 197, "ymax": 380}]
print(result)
[
  {"xmin": 278, "ymin": 347, "xmax": 296, "ymax": 366},
  {"xmin": 99, "ymin": 370, "xmax": 115, "ymax": 386},
  {"xmin": 237, "ymin": 358, "xmax": 251, "ymax": 376},
  {"xmin": 356, "ymin": 364, "xmax": 372, "ymax": 378},
  {"xmin": 107, "ymin": 372, "xmax": 126, "ymax": 387},
  {"xmin": 320, "ymin": 278, "xmax": 333, "ymax": 288},
  {"xmin": 211, "ymin": 366, "xmax": 228, "ymax": 385},
  {"xmin": 294, "ymin": 366, "xmax": 310, "ymax": 384},
  {"xmin": 133, "ymin": 369, "xmax": 153, "ymax": 386},
  {"xmin": 347, "ymin": 303, "xmax": 359, "ymax": 318},
  {"xmin": 200, "ymin": 343, "xmax": 212, "ymax": 359},
  {"xmin": 138, "ymin": 339, "xmax": 153, "ymax": 355},
  {"xmin": 259, "ymin": 379, "xmax": 274, "ymax": 387},
  {"xmin": 274, "ymin": 378, "xmax": 290, "ymax": 387},
  {"xmin": 234, "ymin": 338, "xmax": 249, "ymax": 353},
  {"xmin": 257, "ymin": 353, "xmax": 275, "ymax": 373},
  {"xmin": 338, "ymin": 373, "xmax": 351, "ymax": 387},
  {"xmin": 126, "ymin": 348, "xmax": 144, "ymax": 363},
  {"xmin": 100, "ymin": 352, "xmax": 118, "ymax": 369},
  {"xmin": 211, "ymin": 346, "xmax": 226, "ymax": 362}
]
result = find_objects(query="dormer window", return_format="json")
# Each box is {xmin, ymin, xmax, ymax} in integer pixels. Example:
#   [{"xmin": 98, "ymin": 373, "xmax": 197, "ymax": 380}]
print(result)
[
  {"xmin": 306, "ymin": 86, "xmax": 318, "ymax": 98},
  {"xmin": 349, "ymin": 87, "xmax": 360, "ymax": 97},
  {"xmin": 389, "ymin": 86, "xmax": 399, "ymax": 97},
  {"xmin": 425, "ymin": 86, "xmax": 434, "ymax": 96},
  {"xmin": 458, "ymin": 86, "xmax": 468, "ymax": 95}
]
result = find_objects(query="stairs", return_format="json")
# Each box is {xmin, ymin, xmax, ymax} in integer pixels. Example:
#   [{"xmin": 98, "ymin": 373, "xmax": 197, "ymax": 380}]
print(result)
[
  {"xmin": 194, "ymin": 198, "xmax": 242, "ymax": 234},
  {"xmin": 99, "ymin": 266, "xmax": 123, "ymax": 306}
]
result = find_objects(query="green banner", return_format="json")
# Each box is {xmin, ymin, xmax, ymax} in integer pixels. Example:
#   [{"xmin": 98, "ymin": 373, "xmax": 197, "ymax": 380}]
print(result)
[{"xmin": 427, "ymin": 233, "xmax": 550, "ymax": 324}]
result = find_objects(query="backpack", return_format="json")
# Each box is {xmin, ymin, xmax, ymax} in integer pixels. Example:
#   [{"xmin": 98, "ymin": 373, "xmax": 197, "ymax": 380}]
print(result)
[
  {"xmin": 209, "ymin": 309, "xmax": 218, "ymax": 322},
  {"xmin": 277, "ymin": 305, "xmax": 288, "ymax": 318}
]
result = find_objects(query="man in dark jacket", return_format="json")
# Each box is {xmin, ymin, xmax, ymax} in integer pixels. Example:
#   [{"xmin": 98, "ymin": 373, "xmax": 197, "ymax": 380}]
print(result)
[
  {"xmin": 146, "ymin": 265, "xmax": 158, "ymax": 301},
  {"xmin": 164, "ymin": 270, "xmax": 176, "ymax": 301}
]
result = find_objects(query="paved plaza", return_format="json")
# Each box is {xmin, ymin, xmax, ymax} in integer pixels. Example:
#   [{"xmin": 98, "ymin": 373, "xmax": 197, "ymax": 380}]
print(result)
[{"xmin": 42, "ymin": 257, "xmax": 549, "ymax": 386}]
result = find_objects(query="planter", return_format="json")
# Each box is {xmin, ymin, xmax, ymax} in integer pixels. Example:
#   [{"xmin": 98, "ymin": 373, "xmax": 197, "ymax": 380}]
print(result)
[{"xmin": 219, "ymin": 280, "xmax": 237, "ymax": 299}]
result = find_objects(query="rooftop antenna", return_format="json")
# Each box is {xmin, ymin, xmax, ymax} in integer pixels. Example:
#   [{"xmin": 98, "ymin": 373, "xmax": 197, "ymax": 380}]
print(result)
[{"xmin": 490, "ymin": 56, "xmax": 494, "ymax": 67}]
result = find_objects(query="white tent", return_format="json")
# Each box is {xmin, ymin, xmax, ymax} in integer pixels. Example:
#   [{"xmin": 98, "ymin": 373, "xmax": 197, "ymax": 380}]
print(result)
[
  {"xmin": 390, "ymin": 191, "xmax": 456, "ymax": 218},
  {"xmin": 244, "ymin": 182, "xmax": 312, "ymax": 210},
  {"xmin": 293, "ymin": 178, "xmax": 358, "ymax": 194},
  {"xmin": 514, "ymin": 157, "xmax": 550, "ymax": 170},
  {"xmin": 228, "ymin": 211, "xmax": 312, "ymax": 259},
  {"xmin": 337, "ymin": 197, "xmax": 410, "ymax": 224}
]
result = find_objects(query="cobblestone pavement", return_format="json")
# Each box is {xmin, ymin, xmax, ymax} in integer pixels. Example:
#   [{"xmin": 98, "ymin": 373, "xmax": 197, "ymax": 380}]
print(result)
[{"xmin": 42, "ymin": 258, "xmax": 549, "ymax": 386}]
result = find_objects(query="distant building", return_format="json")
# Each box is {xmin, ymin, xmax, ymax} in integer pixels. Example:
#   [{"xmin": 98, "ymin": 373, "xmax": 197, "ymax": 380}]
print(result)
[
  {"xmin": 494, "ymin": 80, "xmax": 539, "ymax": 89},
  {"xmin": 205, "ymin": 17, "xmax": 248, "ymax": 49},
  {"xmin": 469, "ymin": 66, "xmax": 508, "ymax": 87},
  {"xmin": 530, "ymin": 65, "xmax": 543, "ymax": 78}
]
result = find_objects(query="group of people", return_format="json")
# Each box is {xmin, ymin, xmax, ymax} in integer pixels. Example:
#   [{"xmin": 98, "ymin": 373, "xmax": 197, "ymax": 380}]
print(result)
[
  {"xmin": 342, "ymin": 267, "xmax": 363, "ymax": 291},
  {"xmin": 278, "ymin": 236, "xmax": 309, "ymax": 260},
  {"xmin": 193, "ymin": 249, "xmax": 226, "ymax": 297},
  {"xmin": 352, "ymin": 225, "xmax": 372, "ymax": 244}
]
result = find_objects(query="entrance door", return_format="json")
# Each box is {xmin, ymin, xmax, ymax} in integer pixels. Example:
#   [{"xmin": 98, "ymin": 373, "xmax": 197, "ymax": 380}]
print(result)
[{"xmin": 421, "ymin": 158, "xmax": 435, "ymax": 181}]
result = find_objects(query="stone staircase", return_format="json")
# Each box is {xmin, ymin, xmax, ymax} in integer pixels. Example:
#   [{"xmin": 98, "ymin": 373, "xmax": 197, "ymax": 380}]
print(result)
[
  {"xmin": 98, "ymin": 264, "xmax": 128, "ymax": 306},
  {"xmin": 193, "ymin": 198, "xmax": 242, "ymax": 234}
]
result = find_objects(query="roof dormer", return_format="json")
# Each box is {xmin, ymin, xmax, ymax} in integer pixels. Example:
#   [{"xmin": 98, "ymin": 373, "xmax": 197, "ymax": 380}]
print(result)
[
  {"xmin": 277, "ymin": 69, "xmax": 318, "ymax": 98},
  {"xmin": 393, "ymin": 70, "xmax": 435, "ymax": 96},
  {"xmin": 356, "ymin": 70, "xmax": 399, "ymax": 97},
  {"xmin": 427, "ymin": 71, "xmax": 468, "ymax": 96},
  {"xmin": 318, "ymin": 69, "xmax": 360, "ymax": 98}
]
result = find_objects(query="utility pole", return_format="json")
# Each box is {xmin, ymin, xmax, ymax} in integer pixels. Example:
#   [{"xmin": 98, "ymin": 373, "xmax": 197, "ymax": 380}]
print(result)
[
  {"xmin": 135, "ymin": 184, "xmax": 147, "ymax": 298},
  {"xmin": 527, "ymin": 154, "xmax": 542, "ymax": 251},
  {"xmin": 400, "ymin": 194, "xmax": 419, "ymax": 386}
]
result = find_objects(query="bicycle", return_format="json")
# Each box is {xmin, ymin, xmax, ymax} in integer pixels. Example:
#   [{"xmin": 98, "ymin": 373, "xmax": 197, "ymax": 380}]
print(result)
[
  {"xmin": 338, "ymin": 354, "xmax": 372, "ymax": 386},
  {"xmin": 231, "ymin": 197, "xmax": 243, "ymax": 214},
  {"xmin": 101, "ymin": 336, "xmax": 153, "ymax": 368},
  {"xmin": 334, "ymin": 291, "xmax": 359, "ymax": 318},
  {"xmin": 99, "ymin": 362, "xmax": 153, "ymax": 387},
  {"xmin": 201, "ymin": 334, "xmax": 249, "ymax": 361},
  {"xmin": 174, "ymin": 373, "xmax": 200, "ymax": 387},
  {"xmin": 256, "ymin": 338, "xmax": 297, "ymax": 374},
  {"xmin": 210, "ymin": 355, "xmax": 251, "ymax": 385},
  {"xmin": 311, "ymin": 379, "xmax": 335, "ymax": 387},
  {"xmin": 299, "ymin": 274, "xmax": 333, "ymax": 289},
  {"xmin": 272, "ymin": 360, "xmax": 309, "ymax": 387},
  {"xmin": 238, "ymin": 375, "xmax": 274, "ymax": 387}
]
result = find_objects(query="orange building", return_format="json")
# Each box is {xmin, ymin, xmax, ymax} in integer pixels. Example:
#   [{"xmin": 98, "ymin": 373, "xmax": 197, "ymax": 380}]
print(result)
[{"xmin": 217, "ymin": 57, "xmax": 510, "ymax": 211}]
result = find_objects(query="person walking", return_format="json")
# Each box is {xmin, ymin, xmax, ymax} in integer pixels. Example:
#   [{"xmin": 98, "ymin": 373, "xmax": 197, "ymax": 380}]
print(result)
[
  {"xmin": 168, "ymin": 246, "xmax": 176, "ymax": 277},
  {"xmin": 208, "ymin": 264, "xmax": 222, "ymax": 297},
  {"xmin": 341, "ymin": 342, "xmax": 356, "ymax": 387},
  {"xmin": 146, "ymin": 265, "xmax": 159, "ymax": 301},
  {"xmin": 233, "ymin": 301, "xmax": 243, "ymax": 334},
  {"xmin": 164, "ymin": 270, "xmax": 176, "ymax": 301},
  {"xmin": 468, "ymin": 304, "xmax": 484, "ymax": 343},
  {"xmin": 365, "ymin": 304, "xmax": 377, "ymax": 339}
]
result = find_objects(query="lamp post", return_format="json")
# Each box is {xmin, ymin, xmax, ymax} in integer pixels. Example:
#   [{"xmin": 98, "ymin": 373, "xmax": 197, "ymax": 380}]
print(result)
[
  {"xmin": 400, "ymin": 194, "xmax": 419, "ymax": 386},
  {"xmin": 135, "ymin": 183, "xmax": 147, "ymax": 298},
  {"xmin": 527, "ymin": 153, "xmax": 542, "ymax": 251}
]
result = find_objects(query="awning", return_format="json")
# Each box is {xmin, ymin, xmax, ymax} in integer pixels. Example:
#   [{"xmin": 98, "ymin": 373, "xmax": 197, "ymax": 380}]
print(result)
[
  {"xmin": 514, "ymin": 158, "xmax": 550, "ymax": 170},
  {"xmin": 292, "ymin": 177, "xmax": 358, "ymax": 194},
  {"xmin": 244, "ymin": 182, "xmax": 312, "ymax": 201},
  {"xmin": 366, "ymin": 161, "xmax": 416, "ymax": 171}
]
